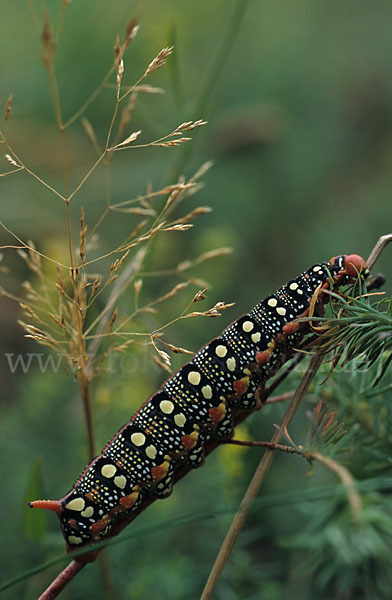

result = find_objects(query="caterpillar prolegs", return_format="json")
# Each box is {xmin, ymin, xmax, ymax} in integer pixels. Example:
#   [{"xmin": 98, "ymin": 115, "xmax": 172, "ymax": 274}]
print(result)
[{"xmin": 30, "ymin": 254, "xmax": 369, "ymax": 552}]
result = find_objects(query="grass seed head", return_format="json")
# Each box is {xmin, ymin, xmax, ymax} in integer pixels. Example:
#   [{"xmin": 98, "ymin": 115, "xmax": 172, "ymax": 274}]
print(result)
[
  {"xmin": 123, "ymin": 16, "xmax": 139, "ymax": 49},
  {"xmin": 192, "ymin": 289, "xmax": 207, "ymax": 303},
  {"xmin": 81, "ymin": 118, "xmax": 98, "ymax": 147},
  {"xmin": 152, "ymin": 354, "xmax": 172, "ymax": 373},
  {"xmin": 117, "ymin": 59, "xmax": 125, "ymax": 87},
  {"xmin": 116, "ymin": 130, "xmax": 142, "ymax": 148},
  {"xmin": 144, "ymin": 46, "xmax": 174, "ymax": 77},
  {"xmin": 114, "ymin": 34, "xmax": 122, "ymax": 66},
  {"xmin": 5, "ymin": 95, "xmax": 12, "ymax": 123},
  {"xmin": 41, "ymin": 13, "xmax": 55, "ymax": 70},
  {"xmin": 154, "ymin": 137, "xmax": 191, "ymax": 148},
  {"xmin": 5, "ymin": 154, "xmax": 20, "ymax": 168}
]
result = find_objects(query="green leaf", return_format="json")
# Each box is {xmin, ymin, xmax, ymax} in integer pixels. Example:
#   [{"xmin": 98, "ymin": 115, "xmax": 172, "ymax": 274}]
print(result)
[{"xmin": 23, "ymin": 457, "xmax": 46, "ymax": 541}]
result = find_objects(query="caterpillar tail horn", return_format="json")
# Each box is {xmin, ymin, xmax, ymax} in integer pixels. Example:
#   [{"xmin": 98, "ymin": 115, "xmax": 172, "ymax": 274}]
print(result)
[{"xmin": 29, "ymin": 499, "xmax": 63, "ymax": 515}]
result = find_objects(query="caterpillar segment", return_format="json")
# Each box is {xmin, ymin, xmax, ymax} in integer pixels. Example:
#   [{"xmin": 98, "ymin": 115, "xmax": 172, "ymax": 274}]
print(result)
[{"xmin": 29, "ymin": 254, "xmax": 369, "ymax": 551}]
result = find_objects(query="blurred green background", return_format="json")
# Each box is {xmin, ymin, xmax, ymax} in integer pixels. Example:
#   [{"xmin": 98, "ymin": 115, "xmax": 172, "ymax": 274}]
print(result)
[{"xmin": 1, "ymin": 1, "xmax": 392, "ymax": 598}]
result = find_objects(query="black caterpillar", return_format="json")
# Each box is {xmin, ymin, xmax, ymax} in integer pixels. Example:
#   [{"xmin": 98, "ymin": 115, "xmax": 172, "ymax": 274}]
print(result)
[{"xmin": 30, "ymin": 254, "xmax": 368, "ymax": 551}]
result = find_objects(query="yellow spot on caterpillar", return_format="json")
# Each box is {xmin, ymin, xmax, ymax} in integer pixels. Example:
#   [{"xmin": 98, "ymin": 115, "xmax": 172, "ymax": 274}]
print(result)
[
  {"xmin": 277, "ymin": 307, "xmax": 286, "ymax": 316},
  {"xmin": 160, "ymin": 400, "xmax": 174, "ymax": 414},
  {"xmin": 131, "ymin": 432, "xmax": 146, "ymax": 446},
  {"xmin": 65, "ymin": 497, "xmax": 85, "ymax": 511},
  {"xmin": 215, "ymin": 344, "xmax": 227, "ymax": 358},
  {"xmin": 174, "ymin": 413, "xmax": 186, "ymax": 427},
  {"xmin": 188, "ymin": 370, "xmax": 201, "ymax": 386},
  {"xmin": 289, "ymin": 282, "xmax": 299, "ymax": 290},
  {"xmin": 68, "ymin": 535, "xmax": 83, "ymax": 545},
  {"xmin": 242, "ymin": 320, "xmax": 254, "ymax": 332},
  {"xmin": 146, "ymin": 444, "xmax": 157, "ymax": 459},
  {"xmin": 202, "ymin": 385, "xmax": 213, "ymax": 399},
  {"xmin": 226, "ymin": 357, "xmax": 236, "ymax": 371},
  {"xmin": 101, "ymin": 464, "xmax": 117, "ymax": 478},
  {"xmin": 114, "ymin": 475, "xmax": 127, "ymax": 489},
  {"xmin": 268, "ymin": 298, "xmax": 278, "ymax": 307},
  {"xmin": 81, "ymin": 506, "xmax": 94, "ymax": 518},
  {"xmin": 313, "ymin": 265, "xmax": 322, "ymax": 272},
  {"xmin": 251, "ymin": 332, "xmax": 261, "ymax": 343}
]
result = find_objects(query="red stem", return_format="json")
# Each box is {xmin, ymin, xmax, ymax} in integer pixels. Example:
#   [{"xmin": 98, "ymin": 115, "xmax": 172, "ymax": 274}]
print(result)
[{"xmin": 38, "ymin": 561, "xmax": 85, "ymax": 600}]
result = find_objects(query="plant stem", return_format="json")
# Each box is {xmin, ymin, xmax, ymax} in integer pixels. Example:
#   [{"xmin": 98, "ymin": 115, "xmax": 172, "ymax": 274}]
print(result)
[
  {"xmin": 366, "ymin": 233, "xmax": 392, "ymax": 270},
  {"xmin": 200, "ymin": 353, "xmax": 323, "ymax": 600},
  {"xmin": 81, "ymin": 376, "xmax": 95, "ymax": 461},
  {"xmin": 37, "ymin": 560, "xmax": 85, "ymax": 600},
  {"xmin": 225, "ymin": 439, "xmax": 303, "ymax": 455},
  {"xmin": 264, "ymin": 390, "xmax": 294, "ymax": 404},
  {"xmin": 0, "ymin": 129, "xmax": 65, "ymax": 201}
]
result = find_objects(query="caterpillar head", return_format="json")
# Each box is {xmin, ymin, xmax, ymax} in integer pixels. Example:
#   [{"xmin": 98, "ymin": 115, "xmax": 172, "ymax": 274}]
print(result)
[
  {"xmin": 329, "ymin": 254, "xmax": 369, "ymax": 283},
  {"xmin": 29, "ymin": 497, "xmax": 92, "ymax": 551}
]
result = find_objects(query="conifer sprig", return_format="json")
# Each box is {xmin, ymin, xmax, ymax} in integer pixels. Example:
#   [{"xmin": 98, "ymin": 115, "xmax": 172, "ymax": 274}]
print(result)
[{"xmin": 307, "ymin": 290, "xmax": 392, "ymax": 384}]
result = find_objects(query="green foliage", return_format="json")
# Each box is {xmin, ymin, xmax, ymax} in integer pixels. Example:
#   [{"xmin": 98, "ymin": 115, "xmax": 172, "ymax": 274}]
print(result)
[
  {"xmin": 284, "ymin": 495, "xmax": 392, "ymax": 600},
  {"xmin": 316, "ymin": 290, "xmax": 392, "ymax": 384}
]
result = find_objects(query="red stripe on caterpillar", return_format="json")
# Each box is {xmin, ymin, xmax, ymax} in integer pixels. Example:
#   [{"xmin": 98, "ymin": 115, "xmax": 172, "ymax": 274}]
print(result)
[{"xmin": 29, "ymin": 254, "xmax": 368, "ymax": 553}]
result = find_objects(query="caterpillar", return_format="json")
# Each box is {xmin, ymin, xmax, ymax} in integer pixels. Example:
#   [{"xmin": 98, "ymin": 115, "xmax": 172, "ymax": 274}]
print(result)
[{"xmin": 29, "ymin": 254, "xmax": 369, "ymax": 553}]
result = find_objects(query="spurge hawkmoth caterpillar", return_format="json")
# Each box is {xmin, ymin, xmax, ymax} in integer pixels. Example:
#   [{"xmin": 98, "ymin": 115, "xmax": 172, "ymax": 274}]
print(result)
[{"xmin": 29, "ymin": 254, "xmax": 369, "ymax": 553}]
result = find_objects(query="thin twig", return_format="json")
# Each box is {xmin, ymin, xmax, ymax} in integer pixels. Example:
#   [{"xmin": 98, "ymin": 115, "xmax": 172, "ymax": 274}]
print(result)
[
  {"xmin": 0, "ymin": 130, "xmax": 66, "ymax": 201},
  {"xmin": 200, "ymin": 354, "xmax": 323, "ymax": 600},
  {"xmin": 38, "ymin": 560, "xmax": 86, "ymax": 600},
  {"xmin": 225, "ymin": 439, "xmax": 303, "ymax": 455},
  {"xmin": 264, "ymin": 391, "xmax": 294, "ymax": 404},
  {"xmin": 366, "ymin": 233, "xmax": 392, "ymax": 271},
  {"xmin": 81, "ymin": 376, "xmax": 95, "ymax": 461}
]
